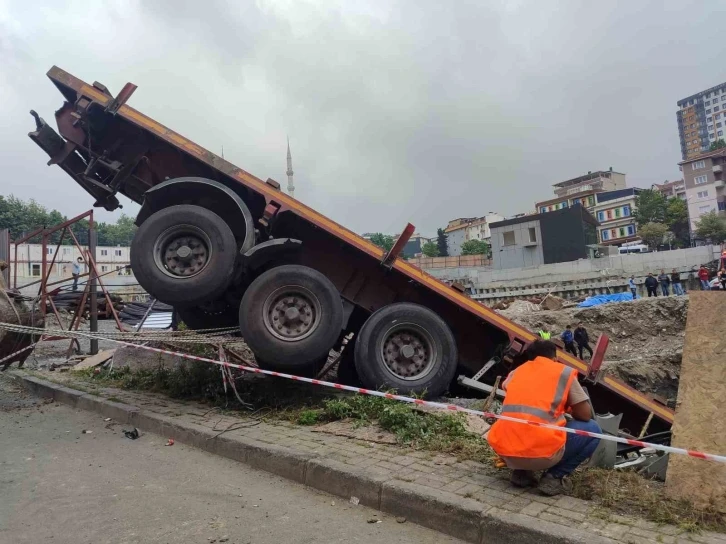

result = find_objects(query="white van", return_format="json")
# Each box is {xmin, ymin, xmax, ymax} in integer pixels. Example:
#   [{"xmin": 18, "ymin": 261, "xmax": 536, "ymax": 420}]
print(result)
[{"xmin": 618, "ymin": 244, "xmax": 650, "ymax": 255}]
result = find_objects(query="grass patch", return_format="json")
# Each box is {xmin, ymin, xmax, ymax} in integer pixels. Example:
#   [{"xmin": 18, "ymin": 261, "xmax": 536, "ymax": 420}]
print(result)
[{"xmin": 570, "ymin": 468, "xmax": 726, "ymax": 533}]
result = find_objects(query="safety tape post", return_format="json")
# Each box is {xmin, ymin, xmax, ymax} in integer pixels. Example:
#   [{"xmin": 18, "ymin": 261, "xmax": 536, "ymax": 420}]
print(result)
[{"xmin": 1, "ymin": 322, "xmax": 725, "ymax": 464}]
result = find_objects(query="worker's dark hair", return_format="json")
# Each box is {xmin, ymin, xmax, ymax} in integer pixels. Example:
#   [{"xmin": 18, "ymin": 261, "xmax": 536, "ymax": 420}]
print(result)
[
  {"xmin": 566, "ymin": 324, "xmax": 572, "ymax": 329},
  {"xmin": 526, "ymin": 340, "xmax": 557, "ymax": 360}
]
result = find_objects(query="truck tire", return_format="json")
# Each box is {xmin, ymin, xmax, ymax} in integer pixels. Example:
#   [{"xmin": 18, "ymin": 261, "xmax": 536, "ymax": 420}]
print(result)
[
  {"xmin": 130, "ymin": 205, "xmax": 236, "ymax": 307},
  {"xmin": 239, "ymin": 265, "xmax": 343, "ymax": 370},
  {"xmin": 177, "ymin": 303, "xmax": 238, "ymax": 331},
  {"xmin": 354, "ymin": 303, "xmax": 458, "ymax": 397}
]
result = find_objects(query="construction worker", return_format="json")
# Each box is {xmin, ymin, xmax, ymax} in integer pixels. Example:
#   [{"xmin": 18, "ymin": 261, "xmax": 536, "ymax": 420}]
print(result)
[
  {"xmin": 538, "ymin": 329, "xmax": 551, "ymax": 340},
  {"xmin": 487, "ymin": 340, "xmax": 601, "ymax": 496}
]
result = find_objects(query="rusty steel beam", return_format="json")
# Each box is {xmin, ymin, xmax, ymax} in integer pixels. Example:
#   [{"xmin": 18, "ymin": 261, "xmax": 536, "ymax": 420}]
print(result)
[{"xmin": 382, "ymin": 223, "xmax": 415, "ymax": 268}]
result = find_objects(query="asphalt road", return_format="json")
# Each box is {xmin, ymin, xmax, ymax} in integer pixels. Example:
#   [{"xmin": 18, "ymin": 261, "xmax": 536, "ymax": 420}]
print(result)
[{"xmin": 0, "ymin": 375, "xmax": 464, "ymax": 544}]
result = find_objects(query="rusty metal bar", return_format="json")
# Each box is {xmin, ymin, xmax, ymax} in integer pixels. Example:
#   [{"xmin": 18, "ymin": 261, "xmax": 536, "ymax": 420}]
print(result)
[
  {"xmin": 381, "ymin": 223, "xmax": 415, "ymax": 268},
  {"xmin": 587, "ymin": 334, "xmax": 610, "ymax": 381}
]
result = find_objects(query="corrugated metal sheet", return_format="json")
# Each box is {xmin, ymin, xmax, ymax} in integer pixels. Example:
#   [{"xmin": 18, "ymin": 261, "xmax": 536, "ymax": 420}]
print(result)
[{"xmin": 138, "ymin": 312, "xmax": 173, "ymax": 329}]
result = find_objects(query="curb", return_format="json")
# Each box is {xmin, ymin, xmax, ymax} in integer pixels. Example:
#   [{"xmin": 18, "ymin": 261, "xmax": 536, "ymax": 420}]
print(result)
[{"xmin": 11, "ymin": 371, "xmax": 615, "ymax": 544}]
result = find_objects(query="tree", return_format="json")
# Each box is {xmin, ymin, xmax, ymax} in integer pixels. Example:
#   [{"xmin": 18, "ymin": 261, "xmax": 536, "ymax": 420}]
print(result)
[
  {"xmin": 664, "ymin": 197, "xmax": 690, "ymax": 248},
  {"xmin": 436, "ymin": 228, "xmax": 449, "ymax": 257},
  {"xmin": 695, "ymin": 211, "xmax": 726, "ymax": 243},
  {"xmin": 710, "ymin": 139, "xmax": 726, "ymax": 151},
  {"xmin": 638, "ymin": 222, "xmax": 668, "ymax": 249},
  {"xmin": 633, "ymin": 189, "xmax": 667, "ymax": 226},
  {"xmin": 461, "ymin": 239, "xmax": 490, "ymax": 255},
  {"xmin": 368, "ymin": 233, "xmax": 394, "ymax": 252},
  {"xmin": 421, "ymin": 241, "xmax": 439, "ymax": 257}
]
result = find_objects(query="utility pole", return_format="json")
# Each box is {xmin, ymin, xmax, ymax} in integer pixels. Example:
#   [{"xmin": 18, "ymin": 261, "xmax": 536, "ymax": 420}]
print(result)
[{"xmin": 88, "ymin": 223, "xmax": 98, "ymax": 355}]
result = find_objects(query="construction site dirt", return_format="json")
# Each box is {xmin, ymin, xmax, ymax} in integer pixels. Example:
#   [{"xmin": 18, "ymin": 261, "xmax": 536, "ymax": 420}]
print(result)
[{"xmin": 498, "ymin": 296, "xmax": 687, "ymax": 406}]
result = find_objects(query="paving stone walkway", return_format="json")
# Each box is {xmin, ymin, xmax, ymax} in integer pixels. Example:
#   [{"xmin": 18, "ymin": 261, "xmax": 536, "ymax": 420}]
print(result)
[{"xmin": 33, "ymin": 371, "xmax": 726, "ymax": 544}]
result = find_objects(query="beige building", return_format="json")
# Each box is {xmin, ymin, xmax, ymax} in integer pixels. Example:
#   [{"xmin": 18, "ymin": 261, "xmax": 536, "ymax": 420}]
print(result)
[
  {"xmin": 679, "ymin": 148, "xmax": 726, "ymax": 233},
  {"xmin": 652, "ymin": 179, "xmax": 687, "ymax": 200},
  {"xmin": 535, "ymin": 169, "xmax": 627, "ymax": 216}
]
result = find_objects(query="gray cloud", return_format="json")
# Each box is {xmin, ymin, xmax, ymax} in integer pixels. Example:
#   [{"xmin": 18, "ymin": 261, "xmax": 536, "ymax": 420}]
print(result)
[{"xmin": 1, "ymin": 0, "xmax": 724, "ymax": 236}]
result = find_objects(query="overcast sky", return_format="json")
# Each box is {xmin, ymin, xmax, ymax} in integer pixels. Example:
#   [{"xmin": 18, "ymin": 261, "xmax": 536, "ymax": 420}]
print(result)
[{"xmin": 1, "ymin": 0, "xmax": 725, "ymax": 236}]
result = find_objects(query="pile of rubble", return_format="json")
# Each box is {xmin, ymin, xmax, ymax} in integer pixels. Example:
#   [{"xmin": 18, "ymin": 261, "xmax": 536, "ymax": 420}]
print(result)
[{"xmin": 498, "ymin": 296, "xmax": 688, "ymax": 405}]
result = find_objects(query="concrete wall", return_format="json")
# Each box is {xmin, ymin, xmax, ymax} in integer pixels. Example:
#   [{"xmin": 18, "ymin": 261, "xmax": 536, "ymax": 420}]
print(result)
[
  {"xmin": 490, "ymin": 219, "xmax": 543, "ymax": 270},
  {"xmin": 426, "ymin": 245, "xmax": 721, "ymax": 303}
]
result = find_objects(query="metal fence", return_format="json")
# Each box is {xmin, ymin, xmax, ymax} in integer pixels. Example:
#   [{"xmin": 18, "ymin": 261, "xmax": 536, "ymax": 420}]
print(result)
[
  {"xmin": 0, "ymin": 229, "xmax": 9, "ymax": 286},
  {"xmin": 407, "ymin": 255, "xmax": 492, "ymax": 269}
]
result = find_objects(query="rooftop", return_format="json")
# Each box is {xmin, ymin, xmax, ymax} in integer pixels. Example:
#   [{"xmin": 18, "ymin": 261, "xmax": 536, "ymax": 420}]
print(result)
[
  {"xmin": 552, "ymin": 169, "xmax": 623, "ymax": 188},
  {"xmin": 490, "ymin": 203, "xmax": 598, "ymax": 230},
  {"xmin": 677, "ymin": 81, "xmax": 726, "ymax": 106},
  {"xmin": 678, "ymin": 147, "xmax": 726, "ymax": 165}
]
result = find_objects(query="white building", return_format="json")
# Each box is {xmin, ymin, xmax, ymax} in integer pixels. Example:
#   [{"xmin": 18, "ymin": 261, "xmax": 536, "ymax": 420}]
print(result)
[
  {"xmin": 9, "ymin": 243, "xmax": 139, "ymax": 297},
  {"xmin": 443, "ymin": 213, "xmax": 505, "ymax": 256}
]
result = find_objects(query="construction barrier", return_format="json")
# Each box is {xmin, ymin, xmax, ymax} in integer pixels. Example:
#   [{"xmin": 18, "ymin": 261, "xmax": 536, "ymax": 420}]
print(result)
[{"xmin": 1, "ymin": 322, "xmax": 725, "ymax": 464}]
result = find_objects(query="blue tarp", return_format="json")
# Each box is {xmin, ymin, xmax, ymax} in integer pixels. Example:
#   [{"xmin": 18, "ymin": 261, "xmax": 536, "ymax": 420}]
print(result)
[{"xmin": 577, "ymin": 292, "xmax": 638, "ymax": 307}]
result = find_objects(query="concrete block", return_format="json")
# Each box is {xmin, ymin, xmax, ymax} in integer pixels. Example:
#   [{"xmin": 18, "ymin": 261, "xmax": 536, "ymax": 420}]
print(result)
[
  {"xmin": 304, "ymin": 458, "xmax": 386, "ymax": 509},
  {"xmin": 51, "ymin": 386, "xmax": 85, "ymax": 407},
  {"xmin": 75, "ymin": 394, "xmax": 137, "ymax": 424},
  {"xmin": 380, "ymin": 480, "xmax": 484, "ymax": 543},
  {"xmin": 12, "ymin": 373, "xmax": 55, "ymax": 399},
  {"xmin": 244, "ymin": 440, "xmax": 315, "ymax": 484}
]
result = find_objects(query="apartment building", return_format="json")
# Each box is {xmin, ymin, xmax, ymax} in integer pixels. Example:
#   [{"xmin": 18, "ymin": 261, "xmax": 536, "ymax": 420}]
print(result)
[
  {"xmin": 535, "ymin": 168, "xmax": 627, "ymax": 216},
  {"xmin": 676, "ymin": 81, "xmax": 726, "ymax": 160},
  {"xmin": 443, "ymin": 213, "xmax": 505, "ymax": 256},
  {"xmin": 679, "ymin": 148, "xmax": 726, "ymax": 232},
  {"xmin": 592, "ymin": 188, "xmax": 640, "ymax": 245},
  {"xmin": 652, "ymin": 179, "xmax": 687, "ymax": 200}
]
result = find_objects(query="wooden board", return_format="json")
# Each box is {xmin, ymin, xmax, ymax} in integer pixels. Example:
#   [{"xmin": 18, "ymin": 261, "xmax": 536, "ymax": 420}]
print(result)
[
  {"xmin": 666, "ymin": 292, "xmax": 726, "ymax": 511},
  {"xmin": 73, "ymin": 349, "xmax": 116, "ymax": 370}
]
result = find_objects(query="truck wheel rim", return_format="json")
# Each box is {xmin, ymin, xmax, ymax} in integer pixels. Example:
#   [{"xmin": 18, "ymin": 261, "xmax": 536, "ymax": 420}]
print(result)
[
  {"xmin": 262, "ymin": 286, "xmax": 321, "ymax": 342},
  {"xmin": 153, "ymin": 225, "xmax": 212, "ymax": 279},
  {"xmin": 380, "ymin": 323, "xmax": 437, "ymax": 381}
]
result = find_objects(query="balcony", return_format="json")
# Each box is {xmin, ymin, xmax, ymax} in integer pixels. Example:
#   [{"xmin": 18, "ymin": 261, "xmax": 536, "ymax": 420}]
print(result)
[
  {"xmin": 554, "ymin": 180, "xmax": 603, "ymax": 198},
  {"xmin": 714, "ymin": 164, "xmax": 723, "ymax": 173},
  {"xmin": 715, "ymin": 179, "xmax": 725, "ymax": 189}
]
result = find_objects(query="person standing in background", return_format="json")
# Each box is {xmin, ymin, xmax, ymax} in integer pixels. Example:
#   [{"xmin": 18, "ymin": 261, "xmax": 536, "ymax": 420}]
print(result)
[
  {"xmin": 71, "ymin": 257, "xmax": 83, "ymax": 292},
  {"xmin": 628, "ymin": 275, "xmax": 637, "ymax": 300},
  {"xmin": 698, "ymin": 265, "xmax": 711, "ymax": 290},
  {"xmin": 719, "ymin": 268, "xmax": 726, "ymax": 291},
  {"xmin": 561, "ymin": 325, "xmax": 578, "ymax": 357},
  {"xmin": 658, "ymin": 269, "xmax": 670, "ymax": 296},
  {"xmin": 574, "ymin": 322, "xmax": 593, "ymax": 359},
  {"xmin": 644, "ymin": 273, "xmax": 658, "ymax": 297},
  {"xmin": 670, "ymin": 269, "xmax": 684, "ymax": 296}
]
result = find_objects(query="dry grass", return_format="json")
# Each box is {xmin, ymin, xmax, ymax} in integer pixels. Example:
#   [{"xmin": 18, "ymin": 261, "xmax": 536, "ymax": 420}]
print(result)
[{"xmin": 570, "ymin": 468, "xmax": 726, "ymax": 533}]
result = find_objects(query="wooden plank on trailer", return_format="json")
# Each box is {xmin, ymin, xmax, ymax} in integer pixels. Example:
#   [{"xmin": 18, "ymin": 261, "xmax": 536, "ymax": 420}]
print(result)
[
  {"xmin": 73, "ymin": 349, "xmax": 116, "ymax": 370},
  {"xmin": 666, "ymin": 292, "xmax": 726, "ymax": 511}
]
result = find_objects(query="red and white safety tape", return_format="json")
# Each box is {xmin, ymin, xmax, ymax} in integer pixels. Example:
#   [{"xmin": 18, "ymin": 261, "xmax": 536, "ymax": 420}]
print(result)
[
  {"xmin": 1, "ymin": 323, "xmax": 725, "ymax": 464},
  {"xmin": 0, "ymin": 342, "xmax": 39, "ymax": 366}
]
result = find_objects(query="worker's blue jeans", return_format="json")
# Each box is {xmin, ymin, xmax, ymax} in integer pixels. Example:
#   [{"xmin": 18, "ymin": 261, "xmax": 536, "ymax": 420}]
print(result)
[{"xmin": 546, "ymin": 419, "xmax": 601, "ymax": 478}]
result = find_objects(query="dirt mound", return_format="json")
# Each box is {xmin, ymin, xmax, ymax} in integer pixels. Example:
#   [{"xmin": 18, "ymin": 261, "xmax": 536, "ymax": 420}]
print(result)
[{"xmin": 499, "ymin": 296, "xmax": 688, "ymax": 404}]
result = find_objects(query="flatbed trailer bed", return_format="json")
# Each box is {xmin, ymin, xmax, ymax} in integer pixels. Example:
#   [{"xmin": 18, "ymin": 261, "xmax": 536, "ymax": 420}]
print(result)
[{"xmin": 28, "ymin": 66, "xmax": 673, "ymax": 432}]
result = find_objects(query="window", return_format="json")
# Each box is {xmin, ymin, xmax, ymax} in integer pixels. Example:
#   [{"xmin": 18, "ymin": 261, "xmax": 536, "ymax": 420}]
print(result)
[
  {"xmin": 699, "ymin": 205, "xmax": 712, "ymax": 214},
  {"xmin": 716, "ymin": 106, "xmax": 721, "ymax": 112},
  {"xmin": 619, "ymin": 228, "xmax": 625, "ymax": 237},
  {"xmin": 601, "ymin": 230, "xmax": 609, "ymax": 240},
  {"xmin": 710, "ymin": 134, "xmax": 715, "ymax": 139},
  {"xmin": 697, "ymin": 190, "xmax": 709, "ymax": 198},
  {"xmin": 115, "ymin": 249, "xmax": 122, "ymax": 257},
  {"xmin": 597, "ymin": 211, "xmax": 604, "ymax": 221},
  {"xmin": 720, "ymin": 131, "xmax": 724, "ymax": 137},
  {"xmin": 606, "ymin": 210, "xmax": 612, "ymax": 219},
  {"xmin": 692, "ymin": 160, "xmax": 706, "ymax": 170},
  {"xmin": 615, "ymin": 208, "xmax": 621, "ymax": 218},
  {"xmin": 100, "ymin": 249, "xmax": 108, "ymax": 256},
  {"xmin": 718, "ymin": 123, "xmax": 723, "ymax": 128},
  {"xmin": 62, "ymin": 247, "xmax": 70, "ymax": 255},
  {"xmin": 587, "ymin": 196, "xmax": 594, "ymax": 206},
  {"xmin": 116, "ymin": 266, "xmax": 123, "ymax": 276},
  {"xmin": 611, "ymin": 229, "xmax": 617, "ymax": 238},
  {"xmin": 502, "ymin": 231, "xmax": 515, "ymax": 246},
  {"xmin": 31, "ymin": 264, "xmax": 40, "ymax": 276},
  {"xmin": 540, "ymin": 207, "xmax": 546, "ymax": 213},
  {"xmin": 627, "ymin": 225, "xmax": 635, "ymax": 235},
  {"xmin": 706, "ymin": 101, "xmax": 711, "ymax": 106},
  {"xmin": 706, "ymin": 109, "xmax": 711, "ymax": 114},
  {"xmin": 695, "ymin": 175, "xmax": 708, "ymax": 184},
  {"xmin": 623, "ymin": 205, "xmax": 630, "ymax": 216},
  {"xmin": 528, "ymin": 227, "xmax": 537, "ymax": 243},
  {"xmin": 47, "ymin": 248, "xmax": 53, "ymax": 255},
  {"xmin": 720, "ymin": 201, "xmax": 726, "ymax": 211},
  {"xmin": 101, "ymin": 265, "xmax": 108, "ymax": 272},
  {"xmin": 717, "ymin": 114, "xmax": 722, "ymax": 119},
  {"xmin": 708, "ymin": 125, "xmax": 714, "ymax": 131}
]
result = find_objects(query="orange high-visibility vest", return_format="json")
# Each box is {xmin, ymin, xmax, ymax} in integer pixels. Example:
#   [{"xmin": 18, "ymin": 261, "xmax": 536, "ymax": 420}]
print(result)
[{"xmin": 487, "ymin": 356, "xmax": 577, "ymax": 459}]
